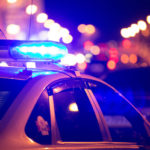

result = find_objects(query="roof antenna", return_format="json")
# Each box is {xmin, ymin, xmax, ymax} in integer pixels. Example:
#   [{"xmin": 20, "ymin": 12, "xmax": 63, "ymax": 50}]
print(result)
[{"xmin": 27, "ymin": 0, "xmax": 34, "ymax": 40}]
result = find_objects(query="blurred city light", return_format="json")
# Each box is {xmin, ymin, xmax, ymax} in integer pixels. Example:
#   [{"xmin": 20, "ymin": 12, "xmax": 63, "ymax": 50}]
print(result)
[
  {"xmin": 137, "ymin": 20, "xmax": 147, "ymax": 31},
  {"xmin": 47, "ymin": 23, "xmax": 61, "ymax": 41},
  {"xmin": 78, "ymin": 24, "xmax": 95, "ymax": 34},
  {"xmin": 44, "ymin": 19, "xmax": 55, "ymax": 28},
  {"xmin": 7, "ymin": 0, "xmax": 17, "ymax": 3},
  {"xmin": 69, "ymin": 103, "xmax": 79, "ymax": 112},
  {"xmin": 47, "ymin": 23, "xmax": 72, "ymax": 43},
  {"xmin": 6, "ymin": 24, "xmax": 20, "ymax": 35},
  {"xmin": 129, "ymin": 54, "xmax": 138, "ymax": 64},
  {"xmin": 120, "ymin": 28, "xmax": 130, "ymax": 38},
  {"xmin": 77, "ymin": 62, "xmax": 87, "ymax": 71},
  {"xmin": 109, "ymin": 48, "xmax": 119, "ymax": 63},
  {"xmin": 120, "ymin": 54, "xmax": 129, "ymax": 64},
  {"xmin": 62, "ymin": 34, "xmax": 73, "ymax": 44},
  {"xmin": 122, "ymin": 39, "xmax": 131, "ymax": 49},
  {"xmin": 130, "ymin": 24, "xmax": 140, "ymax": 34},
  {"xmin": 85, "ymin": 24, "xmax": 96, "ymax": 34},
  {"xmin": 48, "ymin": 30, "xmax": 60, "ymax": 42},
  {"xmin": 128, "ymin": 27, "xmax": 136, "ymax": 37},
  {"xmin": 50, "ymin": 23, "xmax": 61, "ymax": 31},
  {"xmin": 76, "ymin": 53, "xmax": 85, "ymax": 64},
  {"xmin": 60, "ymin": 54, "xmax": 76, "ymax": 66},
  {"xmin": 85, "ymin": 53, "xmax": 93, "ymax": 63},
  {"xmin": 83, "ymin": 41, "xmax": 94, "ymax": 51},
  {"xmin": 90, "ymin": 45, "xmax": 100, "ymax": 55},
  {"xmin": 146, "ymin": 15, "xmax": 150, "ymax": 24},
  {"xmin": 36, "ymin": 13, "xmax": 48, "ymax": 23},
  {"xmin": 77, "ymin": 24, "xmax": 86, "ymax": 33},
  {"xmin": 107, "ymin": 60, "xmax": 116, "ymax": 70},
  {"xmin": 59, "ymin": 28, "xmax": 70, "ymax": 37},
  {"xmin": 141, "ymin": 29, "xmax": 150, "ymax": 37},
  {"xmin": 26, "ymin": 4, "xmax": 38, "ymax": 15},
  {"xmin": 121, "ymin": 23, "xmax": 140, "ymax": 38}
]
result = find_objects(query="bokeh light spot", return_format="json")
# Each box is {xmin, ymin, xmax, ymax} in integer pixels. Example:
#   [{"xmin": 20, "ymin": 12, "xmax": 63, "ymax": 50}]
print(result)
[
  {"xmin": 122, "ymin": 39, "xmax": 131, "ymax": 49},
  {"xmin": 77, "ymin": 24, "xmax": 86, "ymax": 33},
  {"xmin": 85, "ymin": 24, "xmax": 96, "ymax": 34},
  {"xmin": 26, "ymin": 4, "xmax": 38, "ymax": 15},
  {"xmin": 85, "ymin": 53, "xmax": 93, "ymax": 63},
  {"xmin": 120, "ymin": 28, "xmax": 130, "ymax": 38},
  {"xmin": 76, "ymin": 53, "xmax": 85, "ymax": 64},
  {"xmin": 6, "ymin": 24, "xmax": 20, "ymax": 35},
  {"xmin": 121, "ymin": 54, "xmax": 129, "ymax": 64},
  {"xmin": 130, "ymin": 24, "xmax": 140, "ymax": 34},
  {"xmin": 107, "ymin": 60, "xmax": 116, "ymax": 70},
  {"xmin": 60, "ymin": 54, "xmax": 76, "ymax": 66},
  {"xmin": 44, "ymin": 19, "xmax": 55, "ymax": 28},
  {"xmin": 146, "ymin": 15, "xmax": 150, "ymax": 24},
  {"xmin": 137, "ymin": 20, "xmax": 147, "ymax": 31},
  {"xmin": 36, "ymin": 13, "xmax": 48, "ymax": 23},
  {"xmin": 60, "ymin": 28, "xmax": 70, "ymax": 37},
  {"xmin": 129, "ymin": 54, "xmax": 137, "ymax": 64},
  {"xmin": 83, "ymin": 41, "xmax": 94, "ymax": 51},
  {"xmin": 90, "ymin": 45, "xmax": 100, "ymax": 55},
  {"xmin": 77, "ymin": 62, "xmax": 87, "ymax": 71},
  {"xmin": 141, "ymin": 30, "xmax": 150, "ymax": 37},
  {"xmin": 62, "ymin": 34, "xmax": 73, "ymax": 44},
  {"xmin": 50, "ymin": 23, "xmax": 61, "ymax": 31}
]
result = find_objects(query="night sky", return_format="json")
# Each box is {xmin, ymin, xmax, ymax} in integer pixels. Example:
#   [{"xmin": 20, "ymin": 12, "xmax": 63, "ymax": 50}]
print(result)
[{"xmin": 44, "ymin": 0, "xmax": 150, "ymax": 43}]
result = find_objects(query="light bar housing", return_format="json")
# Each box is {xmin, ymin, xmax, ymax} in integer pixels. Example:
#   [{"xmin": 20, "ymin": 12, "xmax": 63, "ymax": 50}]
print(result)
[{"xmin": 10, "ymin": 41, "xmax": 68, "ymax": 61}]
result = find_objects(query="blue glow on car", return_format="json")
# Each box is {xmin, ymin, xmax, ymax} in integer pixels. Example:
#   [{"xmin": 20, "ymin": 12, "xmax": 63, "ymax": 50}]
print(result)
[
  {"xmin": 10, "ymin": 41, "xmax": 68, "ymax": 61},
  {"xmin": 32, "ymin": 71, "xmax": 57, "ymax": 78}
]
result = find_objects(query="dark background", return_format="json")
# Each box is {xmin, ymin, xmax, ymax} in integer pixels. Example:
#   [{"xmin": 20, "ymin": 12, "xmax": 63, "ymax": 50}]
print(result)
[{"xmin": 44, "ymin": 0, "xmax": 150, "ymax": 42}]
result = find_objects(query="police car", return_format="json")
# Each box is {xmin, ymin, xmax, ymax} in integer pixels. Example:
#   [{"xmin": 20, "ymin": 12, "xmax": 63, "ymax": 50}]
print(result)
[{"xmin": 0, "ymin": 40, "xmax": 150, "ymax": 150}]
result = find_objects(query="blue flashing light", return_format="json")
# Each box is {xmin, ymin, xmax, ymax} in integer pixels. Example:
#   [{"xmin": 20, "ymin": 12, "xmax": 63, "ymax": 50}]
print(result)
[{"xmin": 10, "ymin": 41, "xmax": 68, "ymax": 61}]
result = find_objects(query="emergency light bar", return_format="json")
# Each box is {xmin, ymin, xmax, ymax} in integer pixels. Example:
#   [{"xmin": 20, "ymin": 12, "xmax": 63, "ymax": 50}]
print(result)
[{"xmin": 10, "ymin": 41, "xmax": 68, "ymax": 61}]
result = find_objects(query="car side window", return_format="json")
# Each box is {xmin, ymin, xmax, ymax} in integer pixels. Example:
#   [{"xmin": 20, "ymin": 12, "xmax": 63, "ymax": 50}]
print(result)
[
  {"xmin": 25, "ymin": 90, "xmax": 51, "ymax": 145},
  {"xmin": 50, "ymin": 79, "xmax": 102, "ymax": 142},
  {"xmin": 89, "ymin": 81, "xmax": 147, "ymax": 142}
]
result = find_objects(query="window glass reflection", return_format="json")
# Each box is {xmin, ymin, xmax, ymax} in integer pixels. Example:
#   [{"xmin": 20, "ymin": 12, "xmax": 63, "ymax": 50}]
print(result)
[
  {"xmin": 90, "ymin": 81, "xmax": 147, "ymax": 142},
  {"xmin": 53, "ymin": 87, "xmax": 102, "ymax": 142}
]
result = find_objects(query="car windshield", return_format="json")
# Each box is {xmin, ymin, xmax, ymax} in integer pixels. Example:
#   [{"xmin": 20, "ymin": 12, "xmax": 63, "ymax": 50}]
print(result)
[{"xmin": 0, "ymin": 78, "xmax": 28, "ymax": 120}]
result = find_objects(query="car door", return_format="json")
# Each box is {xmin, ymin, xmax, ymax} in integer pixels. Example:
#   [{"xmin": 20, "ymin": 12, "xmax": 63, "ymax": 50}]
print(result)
[{"xmin": 25, "ymin": 77, "xmax": 150, "ymax": 149}]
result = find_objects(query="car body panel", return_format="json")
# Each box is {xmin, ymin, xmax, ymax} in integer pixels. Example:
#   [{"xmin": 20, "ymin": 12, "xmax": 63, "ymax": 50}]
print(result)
[{"xmin": 0, "ymin": 69, "xmax": 150, "ymax": 150}]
